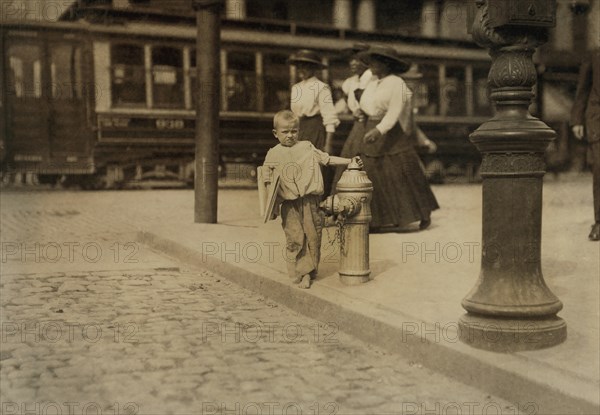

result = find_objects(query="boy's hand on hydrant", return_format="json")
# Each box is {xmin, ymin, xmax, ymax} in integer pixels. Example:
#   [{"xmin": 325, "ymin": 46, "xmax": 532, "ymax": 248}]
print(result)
[{"xmin": 352, "ymin": 156, "xmax": 364, "ymax": 169}]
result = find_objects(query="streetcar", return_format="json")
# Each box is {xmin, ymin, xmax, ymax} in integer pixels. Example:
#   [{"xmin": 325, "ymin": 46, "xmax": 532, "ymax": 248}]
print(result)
[{"xmin": 2, "ymin": 6, "xmax": 502, "ymax": 188}]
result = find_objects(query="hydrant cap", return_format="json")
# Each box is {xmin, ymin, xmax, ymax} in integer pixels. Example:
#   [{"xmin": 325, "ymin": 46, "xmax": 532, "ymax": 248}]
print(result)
[
  {"xmin": 347, "ymin": 158, "xmax": 362, "ymax": 170},
  {"xmin": 337, "ymin": 164, "xmax": 373, "ymax": 192}
]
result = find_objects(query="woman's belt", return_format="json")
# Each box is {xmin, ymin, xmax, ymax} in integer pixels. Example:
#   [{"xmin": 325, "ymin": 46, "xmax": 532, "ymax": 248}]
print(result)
[{"xmin": 299, "ymin": 114, "xmax": 321, "ymax": 121}]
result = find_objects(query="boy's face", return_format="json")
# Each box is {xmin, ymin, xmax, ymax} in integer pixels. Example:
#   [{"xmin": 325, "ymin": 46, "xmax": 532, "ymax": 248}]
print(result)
[{"xmin": 273, "ymin": 119, "xmax": 299, "ymax": 147}]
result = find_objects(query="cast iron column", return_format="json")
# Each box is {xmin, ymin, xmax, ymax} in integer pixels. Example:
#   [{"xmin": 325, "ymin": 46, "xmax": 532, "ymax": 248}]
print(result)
[
  {"xmin": 459, "ymin": 0, "xmax": 566, "ymax": 351},
  {"xmin": 193, "ymin": 0, "xmax": 223, "ymax": 223}
]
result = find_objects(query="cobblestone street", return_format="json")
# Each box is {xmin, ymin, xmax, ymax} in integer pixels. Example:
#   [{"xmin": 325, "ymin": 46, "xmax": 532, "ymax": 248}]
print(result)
[{"xmin": 0, "ymin": 189, "xmax": 514, "ymax": 415}]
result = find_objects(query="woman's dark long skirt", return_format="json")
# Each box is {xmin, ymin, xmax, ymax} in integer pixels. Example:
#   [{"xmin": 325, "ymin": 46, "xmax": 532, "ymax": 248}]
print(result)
[
  {"xmin": 298, "ymin": 115, "xmax": 326, "ymax": 150},
  {"xmin": 362, "ymin": 121, "xmax": 439, "ymax": 229},
  {"xmin": 332, "ymin": 119, "xmax": 366, "ymax": 193}
]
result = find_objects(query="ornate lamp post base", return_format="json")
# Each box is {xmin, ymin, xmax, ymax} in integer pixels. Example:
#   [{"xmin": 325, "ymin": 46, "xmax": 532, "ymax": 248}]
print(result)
[
  {"xmin": 460, "ymin": 1, "xmax": 566, "ymax": 352},
  {"xmin": 458, "ymin": 314, "xmax": 566, "ymax": 352}
]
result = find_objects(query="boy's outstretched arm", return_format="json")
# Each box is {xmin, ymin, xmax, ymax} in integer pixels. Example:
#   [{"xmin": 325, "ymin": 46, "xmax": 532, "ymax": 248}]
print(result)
[{"xmin": 328, "ymin": 156, "xmax": 363, "ymax": 168}]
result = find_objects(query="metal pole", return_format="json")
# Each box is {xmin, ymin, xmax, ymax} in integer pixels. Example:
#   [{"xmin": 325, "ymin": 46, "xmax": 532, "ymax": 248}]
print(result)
[
  {"xmin": 460, "ymin": 0, "xmax": 566, "ymax": 352},
  {"xmin": 193, "ymin": 0, "xmax": 223, "ymax": 223}
]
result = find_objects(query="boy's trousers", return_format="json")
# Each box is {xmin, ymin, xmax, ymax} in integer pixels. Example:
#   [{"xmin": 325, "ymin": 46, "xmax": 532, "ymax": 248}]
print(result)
[{"xmin": 280, "ymin": 195, "xmax": 324, "ymax": 280}]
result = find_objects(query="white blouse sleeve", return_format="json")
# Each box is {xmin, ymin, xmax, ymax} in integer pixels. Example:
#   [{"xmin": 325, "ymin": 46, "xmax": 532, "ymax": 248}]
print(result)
[
  {"xmin": 375, "ymin": 77, "xmax": 413, "ymax": 135},
  {"xmin": 317, "ymin": 84, "xmax": 341, "ymax": 133},
  {"xmin": 341, "ymin": 77, "xmax": 353, "ymax": 96}
]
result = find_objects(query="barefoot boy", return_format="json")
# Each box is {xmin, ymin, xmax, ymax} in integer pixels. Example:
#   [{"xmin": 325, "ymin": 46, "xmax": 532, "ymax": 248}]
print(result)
[{"xmin": 263, "ymin": 110, "xmax": 362, "ymax": 288}]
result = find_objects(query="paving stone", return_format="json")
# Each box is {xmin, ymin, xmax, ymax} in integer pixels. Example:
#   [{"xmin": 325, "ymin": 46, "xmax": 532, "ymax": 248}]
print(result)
[
  {"xmin": 20, "ymin": 286, "xmax": 54, "ymax": 294},
  {"xmin": 120, "ymin": 280, "xmax": 152, "ymax": 286},
  {"xmin": 144, "ymin": 358, "xmax": 176, "ymax": 370},
  {"xmin": 342, "ymin": 393, "xmax": 389, "ymax": 409},
  {"xmin": 8, "ymin": 297, "xmax": 46, "ymax": 306},
  {"xmin": 33, "ymin": 386, "xmax": 85, "ymax": 402},
  {"xmin": 57, "ymin": 283, "xmax": 88, "ymax": 293}
]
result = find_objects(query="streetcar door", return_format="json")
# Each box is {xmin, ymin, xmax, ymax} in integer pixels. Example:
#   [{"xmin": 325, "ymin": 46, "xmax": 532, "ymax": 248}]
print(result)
[
  {"xmin": 6, "ymin": 39, "xmax": 50, "ymax": 167},
  {"xmin": 47, "ymin": 38, "xmax": 93, "ymax": 173},
  {"xmin": 5, "ymin": 31, "xmax": 93, "ymax": 175}
]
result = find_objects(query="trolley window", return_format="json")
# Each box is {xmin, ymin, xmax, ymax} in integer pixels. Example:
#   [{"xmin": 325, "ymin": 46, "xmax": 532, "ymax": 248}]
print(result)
[
  {"xmin": 225, "ymin": 52, "xmax": 257, "ymax": 112},
  {"xmin": 50, "ymin": 44, "xmax": 83, "ymax": 100},
  {"xmin": 288, "ymin": 0, "xmax": 333, "ymax": 25},
  {"xmin": 444, "ymin": 66, "xmax": 466, "ymax": 116},
  {"xmin": 111, "ymin": 44, "xmax": 146, "ymax": 106},
  {"xmin": 247, "ymin": 0, "xmax": 288, "ymax": 20},
  {"xmin": 407, "ymin": 72, "xmax": 429, "ymax": 112},
  {"xmin": 263, "ymin": 52, "xmax": 290, "ymax": 112},
  {"xmin": 419, "ymin": 63, "xmax": 439, "ymax": 116},
  {"xmin": 377, "ymin": 0, "xmax": 422, "ymax": 35},
  {"xmin": 8, "ymin": 44, "xmax": 42, "ymax": 99},
  {"xmin": 152, "ymin": 46, "xmax": 184, "ymax": 109},
  {"xmin": 190, "ymin": 48, "xmax": 198, "ymax": 108},
  {"xmin": 473, "ymin": 66, "xmax": 492, "ymax": 116}
]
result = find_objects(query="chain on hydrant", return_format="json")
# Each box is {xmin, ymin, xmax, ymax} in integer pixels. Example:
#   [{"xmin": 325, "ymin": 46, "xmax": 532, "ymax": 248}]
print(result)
[
  {"xmin": 335, "ymin": 213, "xmax": 346, "ymax": 256},
  {"xmin": 323, "ymin": 196, "xmax": 356, "ymax": 256},
  {"xmin": 320, "ymin": 159, "xmax": 372, "ymax": 285}
]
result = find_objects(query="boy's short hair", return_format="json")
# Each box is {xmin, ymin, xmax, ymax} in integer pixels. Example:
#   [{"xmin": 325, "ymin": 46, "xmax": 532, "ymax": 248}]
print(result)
[{"xmin": 273, "ymin": 110, "xmax": 299, "ymax": 129}]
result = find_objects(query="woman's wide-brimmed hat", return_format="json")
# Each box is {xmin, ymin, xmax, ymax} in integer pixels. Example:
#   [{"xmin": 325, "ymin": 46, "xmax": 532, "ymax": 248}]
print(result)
[
  {"xmin": 354, "ymin": 42, "xmax": 370, "ymax": 53},
  {"xmin": 360, "ymin": 45, "xmax": 411, "ymax": 74},
  {"xmin": 287, "ymin": 49, "xmax": 327, "ymax": 68},
  {"xmin": 344, "ymin": 42, "xmax": 370, "ymax": 64},
  {"xmin": 400, "ymin": 63, "xmax": 423, "ymax": 80}
]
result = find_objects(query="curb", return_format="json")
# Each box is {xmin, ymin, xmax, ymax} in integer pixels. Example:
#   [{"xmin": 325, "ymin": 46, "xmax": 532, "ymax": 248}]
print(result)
[{"xmin": 138, "ymin": 230, "xmax": 600, "ymax": 415}]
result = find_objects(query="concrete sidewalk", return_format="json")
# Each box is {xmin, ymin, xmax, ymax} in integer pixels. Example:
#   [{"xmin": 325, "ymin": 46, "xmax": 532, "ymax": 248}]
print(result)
[{"xmin": 133, "ymin": 175, "xmax": 599, "ymax": 414}]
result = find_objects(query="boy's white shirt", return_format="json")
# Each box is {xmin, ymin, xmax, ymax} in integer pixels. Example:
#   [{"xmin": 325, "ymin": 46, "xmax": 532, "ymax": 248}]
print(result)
[{"xmin": 263, "ymin": 141, "xmax": 330, "ymax": 200}]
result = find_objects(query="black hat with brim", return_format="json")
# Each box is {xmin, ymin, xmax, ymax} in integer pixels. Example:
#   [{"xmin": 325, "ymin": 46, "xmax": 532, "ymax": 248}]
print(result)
[
  {"xmin": 400, "ymin": 64, "xmax": 423, "ymax": 80},
  {"xmin": 361, "ymin": 46, "xmax": 411, "ymax": 74},
  {"xmin": 343, "ymin": 42, "xmax": 370, "ymax": 55},
  {"xmin": 288, "ymin": 49, "xmax": 327, "ymax": 68},
  {"xmin": 343, "ymin": 42, "xmax": 370, "ymax": 65}
]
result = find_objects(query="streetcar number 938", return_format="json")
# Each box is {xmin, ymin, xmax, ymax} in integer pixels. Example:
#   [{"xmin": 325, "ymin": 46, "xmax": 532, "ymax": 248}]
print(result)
[{"xmin": 156, "ymin": 119, "xmax": 185, "ymax": 129}]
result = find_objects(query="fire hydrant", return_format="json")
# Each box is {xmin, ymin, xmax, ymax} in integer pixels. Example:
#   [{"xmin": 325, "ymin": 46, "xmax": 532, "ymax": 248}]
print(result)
[{"xmin": 320, "ymin": 159, "xmax": 372, "ymax": 285}]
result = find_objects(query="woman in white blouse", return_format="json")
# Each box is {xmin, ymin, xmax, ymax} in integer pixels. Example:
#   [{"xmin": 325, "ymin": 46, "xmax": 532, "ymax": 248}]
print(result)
[
  {"xmin": 359, "ymin": 46, "xmax": 439, "ymax": 232},
  {"xmin": 288, "ymin": 50, "xmax": 340, "ymax": 153},
  {"xmin": 332, "ymin": 43, "xmax": 373, "ymax": 192}
]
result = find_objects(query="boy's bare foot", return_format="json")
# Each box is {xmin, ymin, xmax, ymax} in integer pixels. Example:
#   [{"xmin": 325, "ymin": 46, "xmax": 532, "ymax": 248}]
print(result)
[
  {"xmin": 298, "ymin": 274, "xmax": 311, "ymax": 289},
  {"xmin": 292, "ymin": 275, "xmax": 303, "ymax": 284}
]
